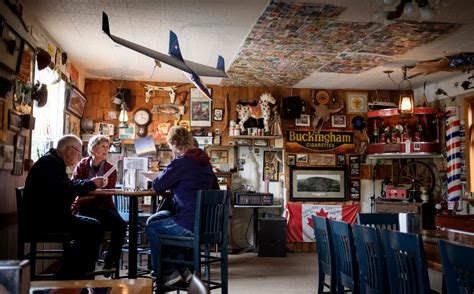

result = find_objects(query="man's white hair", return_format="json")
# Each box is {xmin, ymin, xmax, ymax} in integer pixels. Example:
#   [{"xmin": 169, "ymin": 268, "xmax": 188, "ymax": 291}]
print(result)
[{"xmin": 57, "ymin": 135, "xmax": 82, "ymax": 152}]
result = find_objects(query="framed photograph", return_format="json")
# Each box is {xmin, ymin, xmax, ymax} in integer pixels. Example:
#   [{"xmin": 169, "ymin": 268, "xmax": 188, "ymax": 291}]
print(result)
[
  {"xmin": 213, "ymin": 108, "xmax": 224, "ymax": 121},
  {"xmin": 308, "ymin": 153, "xmax": 335, "ymax": 166},
  {"xmin": 190, "ymin": 88, "xmax": 212, "ymax": 127},
  {"xmin": 210, "ymin": 150, "xmax": 229, "ymax": 164},
  {"xmin": 64, "ymin": 112, "xmax": 70, "ymax": 134},
  {"xmin": 349, "ymin": 155, "xmax": 360, "ymax": 177},
  {"xmin": 349, "ymin": 179, "xmax": 361, "ymax": 200},
  {"xmin": 109, "ymin": 141, "xmax": 122, "ymax": 153},
  {"xmin": 296, "ymin": 153, "xmax": 308, "ymax": 163},
  {"xmin": 288, "ymin": 154, "xmax": 296, "ymax": 166},
  {"xmin": 337, "ymin": 153, "xmax": 345, "ymax": 165},
  {"xmin": 17, "ymin": 41, "xmax": 35, "ymax": 84},
  {"xmin": 69, "ymin": 113, "xmax": 81, "ymax": 137},
  {"xmin": 66, "ymin": 87, "xmax": 87, "ymax": 118},
  {"xmin": 346, "ymin": 92, "xmax": 368, "ymax": 113},
  {"xmin": 205, "ymin": 146, "xmax": 236, "ymax": 171},
  {"xmin": 289, "ymin": 166, "xmax": 347, "ymax": 201},
  {"xmin": 118, "ymin": 123, "xmax": 136, "ymax": 140},
  {"xmin": 8, "ymin": 109, "xmax": 22, "ymax": 132},
  {"xmin": 235, "ymin": 138, "xmax": 251, "ymax": 146},
  {"xmin": 0, "ymin": 23, "xmax": 23, "ymax": 74},
  {"xmin": 13, "ymin": 79, "xmax": 33, "ymax": 115},
  {"xmin": 331, "ymin": 115, "xmax": 346, "ymax": 128},
  {"xmin": 295, "ymin": 114, "xmax": 310, "ymax": 127},
  {"xmin": 12, "ymin": 134, "xmax": 26, "ymax": 175},
  {"xmin": 96, "ymin": 122, "xmax": 114, "ymax": 136},
  {"xmin": 263, "ymin": 151, "xmax": 280, "ymax": 181},
  {"xmin": 253, "ymin": 139, "xmax": 268, "ymax": 147}
]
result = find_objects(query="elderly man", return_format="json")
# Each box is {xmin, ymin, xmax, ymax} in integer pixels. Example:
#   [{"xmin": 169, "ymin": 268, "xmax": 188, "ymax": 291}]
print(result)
[{"xmin": 24, "ymin": 135, "xmax": 107, "ymax": 279}]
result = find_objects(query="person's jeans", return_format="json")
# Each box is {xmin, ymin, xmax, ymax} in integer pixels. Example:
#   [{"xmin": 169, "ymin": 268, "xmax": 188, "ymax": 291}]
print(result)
[{"xmin": 145, "ymin": 217, "xmax": 193, "ymax": 274}]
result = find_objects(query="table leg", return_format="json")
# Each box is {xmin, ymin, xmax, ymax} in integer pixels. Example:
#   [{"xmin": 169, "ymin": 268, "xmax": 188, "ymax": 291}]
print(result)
[
  {"xmin": 128, "ymin": 196, "xmax": 138, "ymax": 279},
  {"xmin": 253, "ymin": 208, "xmax": 258, "ymax": 249}
]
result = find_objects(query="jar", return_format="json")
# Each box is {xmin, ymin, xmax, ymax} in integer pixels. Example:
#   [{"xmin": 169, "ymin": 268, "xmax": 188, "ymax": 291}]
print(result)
[
  {"xmin": 234, "ymin": 125, "xmax": 241, "ymax": 136},
  {"xmin": 229, "ymin": 120, "xmax": 236, "ymax": 128}
]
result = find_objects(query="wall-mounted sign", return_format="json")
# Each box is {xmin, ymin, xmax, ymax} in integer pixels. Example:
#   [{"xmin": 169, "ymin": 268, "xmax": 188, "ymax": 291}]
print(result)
[{"xmin": 286, "ymin": 130, "xmax": 354, "ymax": 153}]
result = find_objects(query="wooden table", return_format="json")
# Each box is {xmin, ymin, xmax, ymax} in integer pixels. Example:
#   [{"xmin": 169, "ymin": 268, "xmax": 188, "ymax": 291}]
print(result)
[
  {"xmin": 419, "ymin": 229, "xmax": 474, "ymax": 271},
  {"xmin": 30, "ymin": 278, "xmax": 152, "ymax": 293},
  {"xmin": 88, "ymin": 189, "xmax": 168, "ymax": 278}
]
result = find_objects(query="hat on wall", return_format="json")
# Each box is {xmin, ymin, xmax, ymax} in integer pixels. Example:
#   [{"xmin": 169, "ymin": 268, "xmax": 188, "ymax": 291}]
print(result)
[
  {"xmin": 37, "ymin": 49, "xmax": 51, "ymax": 70},
  {"xmin": 352, "ymin": 116, "xmax": 366, "ymax": 130},
  {"xmin": 32, "ymin": 82, "xmax": 48, "ymax": 107}
]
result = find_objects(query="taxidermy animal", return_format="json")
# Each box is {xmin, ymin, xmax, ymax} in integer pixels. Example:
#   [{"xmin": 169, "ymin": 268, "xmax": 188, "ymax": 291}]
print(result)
[
  {"xmin": 102, "ymin": 12, "xmax": 227, "ymax": 100},
  {"xmin": 151, "ymin": 104, "xmax": 185, "ymax": 120},
  {"xmin": 236, "ymin": 93, "xmax": 276, "ymax": 134},
  {"xmin": 310, "ymin": 100, "xmax": 344, "ymax": 134},
  {"xmin": 142, "ymin": 84, "xmax": 177, "ymax": 103}
]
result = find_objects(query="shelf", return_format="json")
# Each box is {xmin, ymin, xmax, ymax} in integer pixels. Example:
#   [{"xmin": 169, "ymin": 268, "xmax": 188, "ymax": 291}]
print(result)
[
  {"xmin": 229, "ymin": 135, "xmax": 282, "ymax": 139},
  {"xmin": 368, "ymin": 107, "xmax": 437, "ymax": 118},
  {"xmin": 368, "ymin": 152, "xmax": 443, "ymax": 160}
]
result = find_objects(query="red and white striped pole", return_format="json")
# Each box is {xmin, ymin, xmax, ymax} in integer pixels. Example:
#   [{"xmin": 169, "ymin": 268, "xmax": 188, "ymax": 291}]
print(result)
[{"xmin": 445, "ymin": 106, "xmax": 462, "ymax": 209}]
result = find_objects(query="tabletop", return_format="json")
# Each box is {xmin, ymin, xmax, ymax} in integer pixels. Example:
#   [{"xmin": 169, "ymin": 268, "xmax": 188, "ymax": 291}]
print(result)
[
  {"xmin": 88, "ymin": 189, "xmax": 165, "ymax": 197},
  {"xmin": 30, "ymin": 278, "xmax": 153, "ymax": 294}
]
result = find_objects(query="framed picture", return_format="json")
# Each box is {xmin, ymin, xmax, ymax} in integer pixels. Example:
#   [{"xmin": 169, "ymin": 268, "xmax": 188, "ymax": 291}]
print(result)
[
  {"xmin": 3, "ymin": 144, "xmax": 14, "ymax": 170},
  {"xmin": 213, "ymin": 108, "xmax": 224, "ymax": 121},
  {"xmin": 118, "ymin": 123, "xmax": 136, "ymax": 139},
  {"xmin": 295, "ymin": 114, "xmax": 310, "ymax": 127},
  {"xmin": 205, "ymin": 146, "xmax": 236, "ymax": 171},
  {"xmin": 69, "ymin": 113, "xmax": 81, "ymax": 137},
  {"xmin": 331, "ymin": 115, "xmax": 346, "ymax": 128},
  {"xmin": 253, "ymin": 139, "xmax": 268, "ymax": 147},
  {"xmin": 66, "ymin": 87, "xmax": 87, "ymax": 118},
  {"xmin": 235, "ymin": 138, "xmax": 251, "ymax": 146},
  {"xmin": 289, "ymin": 166, "xmax": 347, "ymax": 201},
  {"xmin": 0, "ymin": 23, "xmax": 23, "ymax": 74},
  {"xmin": 210, "ymin": 150, "xmax": 229, "ymax": 164},
  {"xmin": 263, "ymin": 151, "xmax": 280, "ymax": 181},
  {"xmin": 308, "ymin": 153, "xmax": 335, "ymax": 166},
  {"xmin": 346, "ymin": 92, "xmax": 368, "ymax": 113},
  {"xmin": 12, "ymin": 134, "xmax": 26, "ymax": 175},
  {"xmin": 337, "ymin": 153, "xmax": 345, "ymax": 165},
  {"xmin": 64, "ymin": 112, "xmax": 70, "ymax": 134},
  {"xmin": 8, "ymin": 109, "xmax": 22, "ymax": 132},
  {"xmin": 296, "ymin": 153, "xmax": 308, "ymax": 163},
  {"xmin": 13, "ymin": 79, "xmax": 33, "ymax": 115},
  {"xmin": 288, "ymin": 154, "xmax": 296, "ymax": 166},
  {"xmin": 349, "ymin": 155, "xmax": 360, "ymax": 177},
  {"xmin": 190, "ymin": 88, "xmax": 212, "ymax": 127},
  {"xmin": 109, "ymin": 141, "xmax": 122, "ymax": 153},
  {"xmin": 17, "ymin": 41, "xmax": 35, "ymax": 84},
  {"xmin": 349, "ymin": 179, "xmax": 361, "ymax": 200}
]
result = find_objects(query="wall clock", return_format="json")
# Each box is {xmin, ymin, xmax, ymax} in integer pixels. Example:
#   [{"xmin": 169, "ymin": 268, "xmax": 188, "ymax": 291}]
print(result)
[{"xmin": 133, "ymin": 108, "xmax": 152, "ymax": 137}]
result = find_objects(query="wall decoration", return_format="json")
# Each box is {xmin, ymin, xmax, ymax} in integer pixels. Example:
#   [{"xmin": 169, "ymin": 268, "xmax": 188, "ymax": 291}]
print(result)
[
  {"xmin": 286, "ymin": 130, "xmax": 354, "ymax": 153},
  {"xmin": 349, "ymin": 179, "xmax": 361, "ymax": 200},
  {"xmin": 235, "ymin": 138, "xmax": 251, "ymax": 146},
  {"xmin": 106, "ymin": 111, "xmax": 118, "ymax": 120},
  {"xmin": 213, "ymin": 108, "xmax": 224, "ymax": 121},
  {"xmin": 253, "ymin": 139, "xmax": 268, "ymax": 147},
  {"xmin": 96, "ymin": 122, "xmax": 114, "ymax": 136},
  {"xmin": 349, "ymin": 155, "xmax": 360, "ymax": 177},
  {"xmin": 289, "ymin": 166, "xmax": 347, "ymax": 201},
  {"xmin": 346, "ymin": 92, "xmax": 368, "ymax": 113},
  {"xmin": 13, "ymin": 80, "xmax": 33, "ymax": 115},
  {"xmin": 64, "ymin": 112, "xmax": 70, "ymax": 134},
  {"xmin": 17, "ymin": 41, "xmax": 35, "ymax": 84},
  {"xmin": 8, "ymin": 109, "xmax": 22, "ymax": 132},
  {"xmin": 288, "ymin": 154, "xmax": 296, "ymax": 166},
  {"xmin": 331, "ymin": 114, "xmax": 346, "ymax": 128},
  {"xmin": 0, "ymin": 23, "xmax": 23, "ymax": 74},
  {"xmin": 119, "ymin": 123, "xmax": 136, "ymax": 140},
  {"xmin": 205, "ymin": 146, "xmax": 236, "ymax": 171},
  {"xmin": 337, "ymin": 154, "xmax": 345, "ymax": 165},
  {"xmin": 3, "ymin": 144, "xmax": 14, "ymax": 170},
  {"xmin": 296, "ymin": 153, "xmax": 308, "ymax": 163},
  {"xmin": 69, "ymin": 114, "xmax": 81, "ymax": 137},
  {"xmin": 66, "ymin": 87, "xmax": 87, "ymax": 118},
  {"xmin": 263, "ymin": 151, "xmax": 280, "ymax": 181},
  {"xmin": 210, "ymin": 150, "xmax": 229, "ymax": 165},
  {"xmin": 153, "ymin": 121, "xmax": 171, "ymax": 139},
  {"xmin": 190, "ymin": 88, "xmax": 212, "ymax": 127},
  {"xmin": 12, "ymin": 134, "xmax": 26, "ymax": 175},
  {"xmin": 109, "ymin": 141, "xmax": 121, "ymax": 154},
  {"xmin": 295, "ymin": 114, "xmax": 311, "ymax": 127},
  {"xmin": 308, "ymin": 153, "xmax": 336, "ymax": 166}
]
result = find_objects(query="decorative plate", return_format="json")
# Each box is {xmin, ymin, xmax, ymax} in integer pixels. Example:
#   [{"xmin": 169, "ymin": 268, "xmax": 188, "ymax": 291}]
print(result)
[{"xmin": 316, "ymin": 90, "xmax": 330, "ymax": 105}]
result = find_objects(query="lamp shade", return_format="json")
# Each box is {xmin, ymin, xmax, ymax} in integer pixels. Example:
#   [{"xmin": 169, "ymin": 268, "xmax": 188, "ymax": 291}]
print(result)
[
  {"xmin": 118, "ymin": 102, "xmax": 129, "ymax": 128},
  {"xmin": 398, "ymin": 65, "xmax": 414, "ymax": 114},
  {"xmin": 399, "ymin": 95, "xmax": 414, "ymax": 113}
]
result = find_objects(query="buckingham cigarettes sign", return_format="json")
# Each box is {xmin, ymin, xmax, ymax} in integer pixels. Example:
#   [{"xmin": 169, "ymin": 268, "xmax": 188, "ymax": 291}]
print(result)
[{"xmin": 286, "ymin": 130, "xmax": 354, "ymax": 153}]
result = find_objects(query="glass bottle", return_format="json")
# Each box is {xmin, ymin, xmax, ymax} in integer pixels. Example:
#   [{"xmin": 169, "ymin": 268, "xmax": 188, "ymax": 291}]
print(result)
[
  {"xmin": 379, "ymin": 120, "xmax": 386, "ymax": 143},
  {"xmin": 373, "ymin": 120, "xmax": 379, "ymax": 143}
]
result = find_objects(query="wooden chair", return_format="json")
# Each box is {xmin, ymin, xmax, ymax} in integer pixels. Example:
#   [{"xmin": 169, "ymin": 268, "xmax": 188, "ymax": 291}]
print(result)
[
  {"xmin": 311, "ymin": 215, "xmax": 336, "ymax": 294},
  {"xmin": 357, "ymin": 213, "xmax": 399, "ymax": 230},
  {"xmin": 383, "ymin": 229, "xmax": 433, "ymax": 294},
  {"xmin": 438, "ymin": 239, "xmax": 474, "ymax": 294},
  {"xmin": 352, "ymin": 224, "xmax": 388, "ymax": 294},
  {"xmin": 16, "ymin": 187, "xmax": 69, "ymax": 280},
  {"xmin": 154, "ymin": 190, "xmax": 229, "ymax": 294},
  {"xmin": 330, "ymin": 220, "xmax": 359, "ymax": 294}
]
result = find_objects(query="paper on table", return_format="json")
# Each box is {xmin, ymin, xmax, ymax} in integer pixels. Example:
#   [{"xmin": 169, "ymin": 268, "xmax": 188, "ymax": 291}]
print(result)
[{"xmin": 103, "ymin": 166, "xmax": 116, "ymax": 178}]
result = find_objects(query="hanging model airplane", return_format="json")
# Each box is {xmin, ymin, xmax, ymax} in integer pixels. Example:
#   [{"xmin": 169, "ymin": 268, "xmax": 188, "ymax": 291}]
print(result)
[{"xmin": 102, "ymin": 12, "xmax": 227, "ymax": 100}]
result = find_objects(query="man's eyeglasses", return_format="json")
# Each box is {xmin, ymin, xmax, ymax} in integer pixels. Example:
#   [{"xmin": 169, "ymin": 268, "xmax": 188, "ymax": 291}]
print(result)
[{"xmin": 68, "ymin": 145, "xmax": 82, "ymax": 155}]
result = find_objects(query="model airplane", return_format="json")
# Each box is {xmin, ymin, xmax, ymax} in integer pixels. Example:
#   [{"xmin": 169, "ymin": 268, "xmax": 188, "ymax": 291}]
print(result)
[{"xmin": 102, "ymin": 12, "xmax": 227, "ymax": 100}]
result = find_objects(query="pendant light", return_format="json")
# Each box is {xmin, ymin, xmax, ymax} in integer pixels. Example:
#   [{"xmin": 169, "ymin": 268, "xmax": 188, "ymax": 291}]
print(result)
[
  {"xmin": 399, "ymin": 66, "xmax": 414, "ymax": 114},
  {"xmin": 118, "ymin": 101, "xmax": 129, "ymax": 128}
]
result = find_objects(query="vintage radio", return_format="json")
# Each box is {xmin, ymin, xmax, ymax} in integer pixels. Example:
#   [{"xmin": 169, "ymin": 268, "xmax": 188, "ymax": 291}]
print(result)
[
  {"xmin": 234, "ymin": 192, "xmax": 273, "ymax": 206},
  {"xmin": 385, "ymin": 185, "xmax": 409, "ymax": 199}
]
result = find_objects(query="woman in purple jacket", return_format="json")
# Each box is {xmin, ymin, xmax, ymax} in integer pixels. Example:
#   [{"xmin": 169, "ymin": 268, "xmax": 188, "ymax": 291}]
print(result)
[{"xmin": 146, "ymin": 126, "xmax": 215, "ymax": 286}]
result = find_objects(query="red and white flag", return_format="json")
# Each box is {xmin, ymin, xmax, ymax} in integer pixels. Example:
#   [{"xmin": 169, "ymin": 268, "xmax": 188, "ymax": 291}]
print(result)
[{"xmin": 285, "ymin": 203, "xmax": 360, "ymax": 242}]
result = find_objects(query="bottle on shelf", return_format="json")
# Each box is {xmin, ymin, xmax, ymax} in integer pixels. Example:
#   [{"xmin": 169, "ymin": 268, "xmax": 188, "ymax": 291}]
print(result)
[
  {"xmin": 379, "ymin": 120, "xmax": 386, "ymax": 143},
  {"xmin": 373, "ymin": 120, "xmax": 379, "ymax": 143}
]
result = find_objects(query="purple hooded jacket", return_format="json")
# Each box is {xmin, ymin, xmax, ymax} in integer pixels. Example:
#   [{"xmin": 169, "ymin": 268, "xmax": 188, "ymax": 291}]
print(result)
[{"xmin": 152, "ymin": 148, "xmax": 214, "ymax": 231}]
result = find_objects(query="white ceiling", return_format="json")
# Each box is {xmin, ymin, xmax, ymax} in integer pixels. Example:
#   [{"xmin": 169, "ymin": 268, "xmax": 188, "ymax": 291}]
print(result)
[{"xmin": 22, "ymin": 0, "xmax": 474, "ymax": 90}]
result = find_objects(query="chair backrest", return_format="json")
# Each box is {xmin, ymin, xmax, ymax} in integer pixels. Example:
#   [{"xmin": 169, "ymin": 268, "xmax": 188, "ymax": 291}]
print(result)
[
  {"xmin": 113, "ymin": 195, "xmax": 129, "ymax": 213},
  {"xmin": 194, "ymin": 190, "xmax": 229, "ymax": 246},
  {"xmin": 357, "ymin": 213, "xmax": 399, "ymax": 230},
  {"xmin": 16, "ymin": 187, "xmax": 26, "ymax": 259},
  {"xmin": 312, "ymin": 216, "xmax": 336, "ymax": 278},
  {"xmin": 438, "ymin": 239, "xmax": 474, "ymax": 294},
  {"xmin": 330, "ymin": 220, "xmax": 359, "ymax": 291},
  {"xmin": 383, "ymin": 229, "xmax": 431, "ymax": 294},
  {"xmin": 352, "ymin": 224, "xmax": 388, "ymax": 294}
]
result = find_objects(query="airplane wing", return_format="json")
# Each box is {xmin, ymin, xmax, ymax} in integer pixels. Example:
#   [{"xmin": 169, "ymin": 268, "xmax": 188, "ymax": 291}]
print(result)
[{"xmin": 185, "ymin": 58, "xmax": 228, "ymax": 78}]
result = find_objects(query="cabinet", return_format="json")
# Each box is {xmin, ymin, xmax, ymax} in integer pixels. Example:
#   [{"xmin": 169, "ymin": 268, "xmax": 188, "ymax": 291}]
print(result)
[
  {"xmin": 367, "ymin": 107, "xmax": 439, "ymax": 156},
  {"xmin": 375, "ymin": 201, "xmax": 435, "ymax": 229}
]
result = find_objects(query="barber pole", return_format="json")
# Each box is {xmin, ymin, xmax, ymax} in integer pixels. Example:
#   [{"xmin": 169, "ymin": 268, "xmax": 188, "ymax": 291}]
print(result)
[{"xmin": 445, "ymin": 106, "xmax": 462, "ymax": 205}]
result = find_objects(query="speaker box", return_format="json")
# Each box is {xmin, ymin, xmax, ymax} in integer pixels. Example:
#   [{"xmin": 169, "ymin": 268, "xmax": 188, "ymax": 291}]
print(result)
[
  {"xmin": 116, "ymin": 88, "xmax": 134, "ymax": 110},
  {"xmin": 258, "ymin": 216, "xmax": 287, "ymax": 257},
  {"xmin": 282, "ymin": 96, "xmax": 302, "ymax": 119}
]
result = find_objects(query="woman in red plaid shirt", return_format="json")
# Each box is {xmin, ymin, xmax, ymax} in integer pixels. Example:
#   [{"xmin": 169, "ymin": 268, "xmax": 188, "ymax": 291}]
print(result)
[{"xmin": 71, "ymin": 135, "xmax": 126, "ymax": 276}]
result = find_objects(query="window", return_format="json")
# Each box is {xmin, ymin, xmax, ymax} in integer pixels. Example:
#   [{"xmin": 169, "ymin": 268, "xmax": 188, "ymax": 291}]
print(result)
[{"xmin": 31, "ymin": 67, "xmax": 65, "ymax": 161}]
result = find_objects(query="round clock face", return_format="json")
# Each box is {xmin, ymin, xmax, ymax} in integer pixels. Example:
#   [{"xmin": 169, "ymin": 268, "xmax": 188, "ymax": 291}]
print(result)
[
  {"xmin": 316, "ymin": 91, "xmax": 330, "ymax": 105},
  {"xmin": 133, "ymin": 109, "xmax": 151, "ymax": 126}
]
